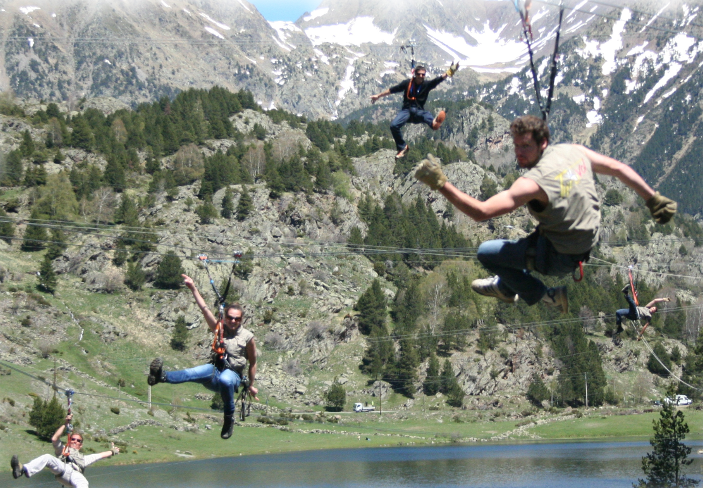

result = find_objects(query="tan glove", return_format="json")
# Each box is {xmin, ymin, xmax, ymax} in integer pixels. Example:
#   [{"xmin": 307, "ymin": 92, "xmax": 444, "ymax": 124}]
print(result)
[
  {"xmin": 445, "ymin": 62, "xmax": 459, "ymax": 78},
  {"xmin": 111, "ymin": 443, "xmax": 120, "ymax": 456},
  {"xmin": 414, "ymin": 154, "xmax": 447, "ymax": 190},
  {"xmin": 645, "ymin": 192, "xmax": 677, "ymax": 224}
]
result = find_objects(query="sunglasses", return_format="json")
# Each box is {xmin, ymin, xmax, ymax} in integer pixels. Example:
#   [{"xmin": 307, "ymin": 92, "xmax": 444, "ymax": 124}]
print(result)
[
  {"xmin": 226, "ymin": 316, "xmax": 242, "ymax": 321},
  {"xmin": 70, "ymin": 437, "xmax": 83, "ymax": 443}
]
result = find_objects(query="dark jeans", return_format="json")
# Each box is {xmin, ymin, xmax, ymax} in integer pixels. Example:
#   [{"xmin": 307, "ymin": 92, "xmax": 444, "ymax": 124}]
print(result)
[
  {"xmin": 616, "ymin": 294, "xmax": 639, "ymax": 326},
  {"xmin": 165, "ymin": 363, "xmax": 241, "ymax": 415},
  {"xmin": 477, "ymin": 235, "xmax": 588, "ymax": 305},
  {"xmin": 390, "ymin": 107, "xmax": 435, "ymax": 151}
]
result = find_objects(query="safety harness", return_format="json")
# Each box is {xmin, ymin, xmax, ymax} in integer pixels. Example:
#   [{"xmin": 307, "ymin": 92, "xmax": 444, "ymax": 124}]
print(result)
[
  {"xmin": 513, "ymin": 0, "xmax": 565, "ymax": 121},
  {"xmin": 198, "ymin": 252, "xmax": 243, "ymax": 372},
  {"xmin": 60, "ymin": 389, "xmax": 87, "ymax": 473}
]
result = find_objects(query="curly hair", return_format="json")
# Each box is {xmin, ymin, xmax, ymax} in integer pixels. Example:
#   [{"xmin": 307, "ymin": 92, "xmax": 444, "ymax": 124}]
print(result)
[{"xmin": 510, "ymin": 115, "xmax": 550, "ymax": 146}]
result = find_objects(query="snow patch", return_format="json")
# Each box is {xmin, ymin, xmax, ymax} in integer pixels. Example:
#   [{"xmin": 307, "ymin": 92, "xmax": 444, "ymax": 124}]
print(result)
[
  {"xmin": 27, "ymin": 37, "xmax": 33, "ymax": 48},
  {"xmin": 573, "ymin": 94, "xmax": 586, "ymax": 104},
  {"xmin": 104, "ymin": 59, "xmax": 111, "ymax": 65},
  {"xmin": 200, "ymin": 13, "xmax": 230, "ymax": 30},
  {"xmin": 19, "ymin": 6, "xmax": 40, "ymax": 15},
  {"xmin": 336, "ymin": 58, "xmax": 358, "ymax": 105},
  {"xmin": 183, "ymin": 8, "xmax": 191, "ymax": 16},
  {"xmin": 643, "ymin": 63, "xmax": 682, "ymax": 104},
  {"xmin": 576, "ymin": 8, "xmax": 631, "ymax": 75},
  {"xmin": 204, "ymin": 26, "xmax": 225, "ymax": 39},
  {"xmin": 640, "ymin": 2, "xmax": 670, "ymax": 32},
  {"xmin": 305, "ymin": 17, "xmax": 396, "ymax": 46},
  {"xmin": 314, "ymin": 49, "xmax": 329, "ymax": 65},
  {"xmin": 586, "ymin": 97, "xmax": 602, "ymax": 127},
  {"xmin": 160, "ymin": 0, "xmax": 170, "ymax": 8},
  {"xmin": 269, "ymin": 21, "xmax": 301, "ymax": 51},
  {"xmin": 303, "ymin": 8, "xmax": 329, "ymax": 22},
  {"xmin": 237, "ymin": 0, "xmax": 251, "ymax": 13}
]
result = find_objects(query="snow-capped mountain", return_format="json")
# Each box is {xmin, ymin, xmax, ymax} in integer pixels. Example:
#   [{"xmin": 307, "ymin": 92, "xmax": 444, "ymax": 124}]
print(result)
[
  {"xmin": 2, "ymin": 0, "xmax": 672, "ymax": 118},
  {"xmin": 4, "ymin": 0, "xmax": 703, "ymax": 212}
]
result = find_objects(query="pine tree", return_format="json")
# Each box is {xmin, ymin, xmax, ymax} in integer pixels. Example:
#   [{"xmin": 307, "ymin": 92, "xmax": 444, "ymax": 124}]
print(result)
[
  {"xmin": 648, "ymin": 343, "xmax": 673, "ymax": 377},
  {"xmin": 28, "ymin": 396, "xmax": 65, "ymax": 441},
  {"xmin": 423, "ymin": 352, "xmax": 441, "ymax": 396},
  {"xmin": 355, "ymin": 280, "xmax": 387, "ymax": 335},
  {"xmin": 104, "ymin": 157, "xmax": 126, "ymax": 192},
  {"xmin": 20, "ymin": 129, "xmax": 35, "ymax": 157},
  {"xmin": 635, "ymin": 386, "xmax": 699, "ymax": 488},
  {"xmin": 221, "ymin": 187, "xmax": 234, "ymax": 219},
  {"xmin": 527, "ymin": 374, "xmax": 551, "ymax": 407},
  {"xmin": 45, "ymin": 228, "xmax": 68, "ymax": 260},
  {"xmin": 0, "ymin": 207, "xmax": 15, "ymax": 244},
  {"xmin": 3, "ymin": 149, "xmax": 23, "ymax": 185},
  {"xmin": 22, "ymin": 210, "xmax": 49, "ymax": 251},
  {"xmin": 325, "ymin": 377, "xmax": 346, "ymax": 412},
  {"xmin": 195, "ymin": 201, "xmax": 219, "ymax": 224},
  {"xmin": 170, "ymin": 315, "xmax": 189, "ymax": 351},
  {"xmin": 125, "ymin": 261, "xmax": 146, "ymax": 291},
  {"xmin": 38, "ymin": 254, "xmax": 57, "ymax": 294},
  {"xmin": 236, "ymin": 185, "xmax": 253, "ymax": 221},
  {"xmin": 115, "ymin": 194, "xmax": 139, "ymax": 226},
  {"xmin": 113, "ymin": 239, "xmax": 128, "ymax": 267},
  {"xmin": 155, "ymin": 251, "xmax": 184, "ymax": 289}
]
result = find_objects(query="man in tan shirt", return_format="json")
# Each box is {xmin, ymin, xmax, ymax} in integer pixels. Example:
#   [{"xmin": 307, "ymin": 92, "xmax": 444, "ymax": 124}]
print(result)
[
  {"xmin": 147, "ymin": 274, "xmax": 258, "ymax": 439},
  {"xmin": 414, "ymin": 115, "xmax": 677, "ymax": 314}
]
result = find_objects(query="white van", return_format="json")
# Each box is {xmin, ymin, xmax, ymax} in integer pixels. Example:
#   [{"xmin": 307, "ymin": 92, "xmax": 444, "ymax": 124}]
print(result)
[{"xmin": 664, "ymin": 394, "xmax": 692, "ymax": 406}]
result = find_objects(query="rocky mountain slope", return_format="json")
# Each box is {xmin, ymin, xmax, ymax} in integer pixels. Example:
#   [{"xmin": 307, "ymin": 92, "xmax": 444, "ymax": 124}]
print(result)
[{"xmin": 0, "ymin": 99, "xmax": 701, "ymax": 426}]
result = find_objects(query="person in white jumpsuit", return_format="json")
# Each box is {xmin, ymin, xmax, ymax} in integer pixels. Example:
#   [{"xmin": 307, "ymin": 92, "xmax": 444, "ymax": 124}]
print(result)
[{"xmin": 11, "ymin": 414, "xmax": 119, "ymax": 487}]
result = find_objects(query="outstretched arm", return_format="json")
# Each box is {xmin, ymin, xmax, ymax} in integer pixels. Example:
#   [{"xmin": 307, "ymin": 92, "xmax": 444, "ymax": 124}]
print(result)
[
  {"xmin": 182, "ymin": 274, "xmax": 218, "ymax": 332},
  {"xmin": 370, "ymin": 89, "xmax": 391, "ymax": 104},
  {"xmin": 84, "ymin": 444, "xmax": 119, "ymax": 467},
  {"xmin": 645, "ymin": 297, "xmax": 671, "ymax": 308},
  {"xmin": 577, "ymin": 146, "xmax": 655, "ymax": 200},
  {"xmin": 246, "ymin": 338, "xmax": 259, "ymax": 400},
  {"xmin": 51, "ymin": 414, "xmax": 70, "ymax": 443},
  {"xmin": 439, "ymin": 177, "xmax": 546, "ymax": 222}
]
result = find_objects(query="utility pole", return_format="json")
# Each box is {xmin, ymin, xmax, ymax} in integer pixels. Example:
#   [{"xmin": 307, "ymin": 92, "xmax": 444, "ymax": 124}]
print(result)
[
  {"xmin": 53, "ymin": 357, "xmax": 57, "ymax": 398},
  {"xmin": 584, "ymin": 373, "xmax": 588, "ymax": 409},
  {"xmin": 378, "ymin": 381, "xmax": 382, "ymax": 416}
]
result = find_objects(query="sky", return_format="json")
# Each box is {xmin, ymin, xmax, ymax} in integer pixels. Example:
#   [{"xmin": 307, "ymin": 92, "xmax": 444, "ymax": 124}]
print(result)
[{"xmin": 248, "ymin": 0, "xmax": 322, "ymax": 22}]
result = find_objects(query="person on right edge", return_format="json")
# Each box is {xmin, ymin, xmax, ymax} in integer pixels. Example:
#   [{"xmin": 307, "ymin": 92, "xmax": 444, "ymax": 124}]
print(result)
[{"xmin": 414, "ymin": 115, "xmax": 677, "ymax": 314}]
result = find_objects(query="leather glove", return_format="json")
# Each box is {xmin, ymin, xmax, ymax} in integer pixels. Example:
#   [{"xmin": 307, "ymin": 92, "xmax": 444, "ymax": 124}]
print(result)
[
  {"xmin": 445, "ymin": 62, "xmax": 459, "ymax": 77},
  {"xmin": 414, "ymin": 154, "xmax": 447, "ymax": 190},
  {"xmin": 645, "ymin": 192, "xmax": 677, "ymax": 224}
]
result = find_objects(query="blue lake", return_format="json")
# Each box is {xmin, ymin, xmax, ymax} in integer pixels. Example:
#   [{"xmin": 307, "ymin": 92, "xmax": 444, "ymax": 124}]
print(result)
[{"xmin": 19, "ymin": 440, "xmax": 703, "ymax": 487}]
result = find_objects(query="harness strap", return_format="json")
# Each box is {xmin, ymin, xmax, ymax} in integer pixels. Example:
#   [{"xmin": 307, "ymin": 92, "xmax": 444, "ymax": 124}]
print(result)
[{"xmin": 572, "ymin": 261, "xmax": 584, "ymax": 282}]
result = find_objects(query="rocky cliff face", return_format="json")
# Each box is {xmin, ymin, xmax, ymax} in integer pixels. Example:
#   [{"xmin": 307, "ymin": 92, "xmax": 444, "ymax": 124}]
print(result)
[{"xmin": 0, "ymin": 102, "xmax": 699, "ymax": 411}]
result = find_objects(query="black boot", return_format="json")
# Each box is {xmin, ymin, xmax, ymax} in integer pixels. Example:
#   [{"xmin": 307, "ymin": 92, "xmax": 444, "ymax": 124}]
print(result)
[
  {"xmin": 221, "ymin": 414, "xmax": 234, "ymax": 439},
  {"xmin": 622, "ymin": 285, "xmax": 630, "ymax": 295},
  {"xmin": 11, "ymin": 455, "xmax": 24, "ymax": 479},
  {"xmin": 147, "ymin": 358, "xmax": 165, "ymax": 386}
]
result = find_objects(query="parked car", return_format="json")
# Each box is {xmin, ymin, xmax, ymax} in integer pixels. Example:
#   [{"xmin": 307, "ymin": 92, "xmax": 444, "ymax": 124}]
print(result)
[{"xmin": 664, "ymin": 394, "xmax": 692, "ymax": 406}]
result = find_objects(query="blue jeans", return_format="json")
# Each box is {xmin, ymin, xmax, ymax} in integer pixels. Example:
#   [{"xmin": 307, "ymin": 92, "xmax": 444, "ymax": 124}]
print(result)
[
  {"xmin": 390, "ymin": 107, "xmax": 435, "ymax": 151},
  {"xmin": 616, "ymin": 294, "xmax": 638, "ymax": 326},
  {"xmin": 477, "ymin": 235, "xmax": 588, "ymax": 305},
  {"xmin": 165, "ymin": 363, "xmax": 241, "ymax": 415}
]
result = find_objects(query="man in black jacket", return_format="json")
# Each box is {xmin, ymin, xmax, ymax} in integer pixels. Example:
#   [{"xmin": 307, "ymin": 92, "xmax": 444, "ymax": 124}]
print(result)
[{"xmin": 371, "ymin": 63, "xmax": 457, "ymax": 159}]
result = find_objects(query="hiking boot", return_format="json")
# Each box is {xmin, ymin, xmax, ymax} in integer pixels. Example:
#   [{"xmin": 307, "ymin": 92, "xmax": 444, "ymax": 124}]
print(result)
[
  {"xmin": 395, "ymin": 145, "xmax": 409, "ymax": 159},
  {"xmin": 432, "ymin": 110, "xmax": 446, "ymax": 130},
  {"xmin": 471, "ymin": 276, "xmax": 518, "ymax": 303},
  {"xmin": 221, "ymin": 414, "xmax": 234, "ymax": 439},
  {"xmin": 11, "ymin": 455, "xmax": 24, "ymax": 479},
  {"xmin": 147, "ymin": 358, "xmax": 165, "ymax": 386},
  {"xmin": 542, "ymin": 286, "xmax": 568, "ymax": 314},
  {"xmin": 622, "ymin": 285, "xmax": 630, "ymax": 295}
]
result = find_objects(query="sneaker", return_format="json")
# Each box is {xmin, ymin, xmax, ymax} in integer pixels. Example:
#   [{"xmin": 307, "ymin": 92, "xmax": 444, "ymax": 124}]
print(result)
[
  {"xmin": 147, "ymin": 358, "xmax": 164, "ymax": 386},
  {"xmin": 471, "ymin": 276, "xmax": 518, "ymax": 303},
  {"xmin": 395, "ymin": 145, "xmax": 409, "ymax": 159},
  {"xmin": 11, "ymin": 455, "xmax": 23, "ymax": 479},
  {"xmin": 542, "ymin": 286, "xmax": 568, "ymax": 314},
  {"xmin": 221, "ymin": 414, "xmax": 234, "ymax": 439},
  {"xmin": 432, "ymin": 110, "xmax": 446, "ymax": 130},
  {"xmin": 622, "ymin": 285, "xmax": 630, "ymax": 295}
]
